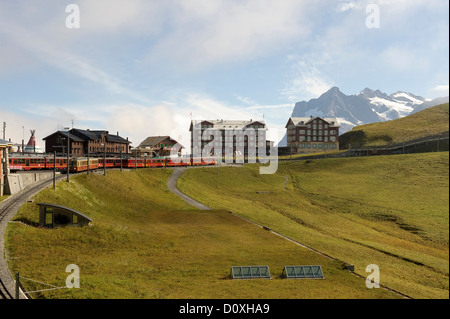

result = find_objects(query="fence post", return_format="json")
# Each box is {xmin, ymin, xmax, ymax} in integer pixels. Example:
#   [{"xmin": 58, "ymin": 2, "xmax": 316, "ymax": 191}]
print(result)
[{"xmin": 15, "ymin": 272, "xmax": 20, "ymax": 299}]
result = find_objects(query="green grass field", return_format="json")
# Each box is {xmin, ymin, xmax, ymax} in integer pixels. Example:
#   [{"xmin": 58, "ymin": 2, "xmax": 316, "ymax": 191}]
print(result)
[
  {"xmin": 339, "ymin": 103, "xmax": 449, "ymax": 147},
  {"xmin": 178, "ymin": 152, "xmax": 449, "ymax": 299},
  {"xmin": 5, "ymin": 169, "xmax": 397, "ymax": 299}
]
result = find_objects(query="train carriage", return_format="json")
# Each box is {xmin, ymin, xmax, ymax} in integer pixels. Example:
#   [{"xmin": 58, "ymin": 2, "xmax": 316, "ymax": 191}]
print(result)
[
  {"xmin": 45, "ymin": 157, "xmax": 68, "ymax": 170},
  {"xmin": 191, "ymin": 156, "xmax": 217, "ymax": 166},
  {"xmin": 8, "ymin": 155, "xmax": 67, "ymax": 171},
  {"xmin": 122, "ymin": 158, "xmax": 146, "ymax": 168},
  {"xmin": 165, "ymin": 157, "xmax": 190, "ymax": 167},
  {"xmin": 146, "ymin": 158, "xmax": 165, "ymax": 167},
  {"xmin": 69, "ymin": 157, "xmax": 99, "ymax": 173}
]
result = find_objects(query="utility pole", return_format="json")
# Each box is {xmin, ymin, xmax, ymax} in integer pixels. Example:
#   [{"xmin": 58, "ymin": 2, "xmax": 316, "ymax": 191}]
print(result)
[
  {"xmin": 120, "ymin": 148, "xmax": 123, "ymax": 172},
  {"xmin": 103, "ymin": 144, "xmax": 106, "ymax": 176},
  {"xmin": 22, "ymin": 126, "xmax": 24, "ymax": 155},
  {"xmin": 65, "ymin": 127, "xmax": 70, "ymax": 182},
  {"xmin": 53, "ymin": 151, "xmax": 56, "ymax": 190}
]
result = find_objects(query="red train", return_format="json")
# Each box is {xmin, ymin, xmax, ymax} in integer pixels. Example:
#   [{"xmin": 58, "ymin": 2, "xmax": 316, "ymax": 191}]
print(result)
[{"xmin": 8, "ymin": 154, "xmax": 217, "ymax": 173}]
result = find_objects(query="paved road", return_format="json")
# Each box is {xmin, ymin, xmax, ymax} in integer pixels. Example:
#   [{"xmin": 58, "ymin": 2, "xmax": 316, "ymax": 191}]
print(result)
[{"xmin": 166, "ymin": 168, "xmax": 211, "ymax": 210}]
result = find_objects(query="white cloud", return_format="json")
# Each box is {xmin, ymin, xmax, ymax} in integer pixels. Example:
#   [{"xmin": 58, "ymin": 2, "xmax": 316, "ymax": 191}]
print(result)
[
  {"xmin": 381, "ymin": 46, "xmax": 430, "ymax": 71},
  {"xmin": 336, "ymin": 1, "xmax": 360, "ymax": 12},
  {"xmin": 430, "ymin": 85, "xmax": 450, "ymax": 97},
  {"xmin": 0, "ymin": 13, "xmax": 150, "ymax": 103},
  {"xmin": 281, "ymin": 57, "xmax": 334, "ymax": 103},
  {"xmin": 144, "ymin": 0, "xmax": 312, "ymax": 70}
]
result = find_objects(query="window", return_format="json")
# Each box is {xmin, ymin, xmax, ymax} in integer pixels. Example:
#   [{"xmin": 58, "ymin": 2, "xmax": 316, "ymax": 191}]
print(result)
[
  {"xmin": 313, "ymin": 124, "xmax": 317, "ymax": 129},
  {"xmin": 313, "ymin": 136, "xmax": 317, "ymax": 141},
  {"xmin": 45, "ymin": 208, "xmax": 53, "ymax": 225},
  {"xmin": 319, "ymin": 124, "xmax": 323, "ymax": 129},
  {"xmin": 324, "ymin": 137, "xmax": 328, "ymax": 142},
  {"xmin": 299, "ymin": 130, "xmax": 305, "ymax": 134},
  {"xmin": 73, "ymin": 214, "xmax": 78, "ymax": 224},
  {"xmin": 307, "ymin": 136, "xmax": 311, "ymax": 142}
]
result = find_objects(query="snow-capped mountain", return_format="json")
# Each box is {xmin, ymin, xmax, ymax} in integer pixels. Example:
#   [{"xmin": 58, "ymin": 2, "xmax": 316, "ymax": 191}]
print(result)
[{"xmin": 288, "ymin": 87, "xmax": 448, "ymax": 135}]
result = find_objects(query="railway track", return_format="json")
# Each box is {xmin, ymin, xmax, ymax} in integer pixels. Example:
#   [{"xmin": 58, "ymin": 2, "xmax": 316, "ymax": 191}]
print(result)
[{"xmin": 0, "ymin": 175, "xmax": 66, "ymax": 299}]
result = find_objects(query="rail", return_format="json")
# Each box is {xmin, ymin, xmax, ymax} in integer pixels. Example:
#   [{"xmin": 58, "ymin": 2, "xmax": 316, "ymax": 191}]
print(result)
[{"xmin": 0, "ymin": 175, "xmax": 66, "ymax": 299}]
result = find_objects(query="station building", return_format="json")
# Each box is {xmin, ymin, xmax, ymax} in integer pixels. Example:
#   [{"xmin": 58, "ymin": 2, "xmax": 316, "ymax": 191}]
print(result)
[{"xmin": 43, "ymin": 128, "xmax": 131, "ymax": 157}]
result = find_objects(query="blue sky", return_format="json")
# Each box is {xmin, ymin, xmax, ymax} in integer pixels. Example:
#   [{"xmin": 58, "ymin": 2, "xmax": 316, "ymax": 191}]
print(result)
[{"xmin": 0, "ymin": 0, "xmax": 448, "ymax": 150}]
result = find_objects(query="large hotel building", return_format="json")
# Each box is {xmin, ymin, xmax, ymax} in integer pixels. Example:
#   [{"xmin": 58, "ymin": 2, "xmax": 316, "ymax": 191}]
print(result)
[
  {"xmin": 285, "ymin": 116, "xmax": 340, "ymax": 154},
  {"xmin": 189, "ymin": 119, "xmax": 268, "ymax": 159}
]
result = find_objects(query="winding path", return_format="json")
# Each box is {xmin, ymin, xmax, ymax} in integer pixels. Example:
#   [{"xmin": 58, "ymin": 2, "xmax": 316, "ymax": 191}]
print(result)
[{"xmin": 166, "ymin": 168, "xmax": 211, "ymax": 210}]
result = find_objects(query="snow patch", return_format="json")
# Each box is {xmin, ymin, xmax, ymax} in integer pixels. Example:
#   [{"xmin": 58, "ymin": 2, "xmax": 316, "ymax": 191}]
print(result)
[
  {"xmin": 369, "ymin": 97, "xmax": 414, "ymax": 117},
  {"xmin": 392, "ymin": 92, "xmax": 423, "ymax": 104}
]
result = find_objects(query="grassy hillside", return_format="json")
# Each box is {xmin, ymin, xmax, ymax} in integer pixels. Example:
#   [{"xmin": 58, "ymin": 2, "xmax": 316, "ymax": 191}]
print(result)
[
  {"xmin": 178, "ymin": 152, "xmax": 449, "ymax": 299},
  {"xmin": 5, "ymin": 169, "xmax": 397, "ymax": 299},
  {"xmin": 339, "ymin": 103, "xmax": 449, "ymax": 147}
]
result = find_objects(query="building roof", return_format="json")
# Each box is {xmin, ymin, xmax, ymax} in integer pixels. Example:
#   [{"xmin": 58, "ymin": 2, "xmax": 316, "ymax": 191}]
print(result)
[
  {"xmin": 139, "ymin": 136, "xmax": 184, "ymax": 149},
  {"xmin": 0, "ymin": 139, "xmax": 13, "ymax": 147},
  {"xmin": 37, "ymin": 203, "xmax": 93, "ymax": 222},
  {"xmin": 190, "ymin": 119, "xmax": 266, "ymax": 131},
  {"xmin": 286, "ymin": 117, "xmax": 340, "ymax": 128},
  {"xmin": 43, "ymin": 129, "xmax": 130, "ymax": 144}
]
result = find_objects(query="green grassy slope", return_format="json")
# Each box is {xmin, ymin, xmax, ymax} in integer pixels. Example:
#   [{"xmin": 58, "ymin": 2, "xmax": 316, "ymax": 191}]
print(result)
[
  {"xmin": 339, "ymin": 103, "xmax": 449, "ymax": 147},
  {"xmin": 5, "ymin": 169, "xmax": 397, "ymax": 299},
  {"xmin": 178, "ymin": 152, "xmax": 449, "ymax": 299}
]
